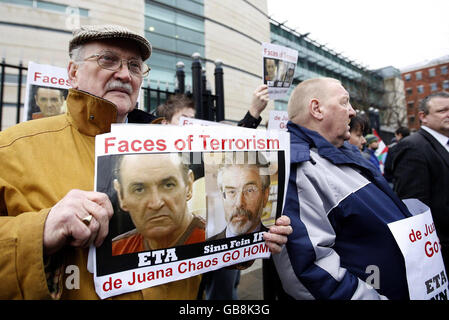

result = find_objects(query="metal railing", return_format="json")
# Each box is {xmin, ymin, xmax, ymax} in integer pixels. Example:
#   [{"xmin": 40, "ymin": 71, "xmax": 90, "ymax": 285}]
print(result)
[{"xmin": 0, "ymin": 54, "xmax": 225, "ymax": 130}]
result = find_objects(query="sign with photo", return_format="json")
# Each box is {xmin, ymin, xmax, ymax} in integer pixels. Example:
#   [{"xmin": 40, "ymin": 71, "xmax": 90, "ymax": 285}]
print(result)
[
  {"xmin": 89, "ymin": 124, "xmax": 290, "ymax": 299},
  {"xmin": 262, "ymin": 42, "xmax": 298, "ymax": 100},
  {"xmin": 23, "ymin": 61, "xmax": 71, "ymax": 121}
]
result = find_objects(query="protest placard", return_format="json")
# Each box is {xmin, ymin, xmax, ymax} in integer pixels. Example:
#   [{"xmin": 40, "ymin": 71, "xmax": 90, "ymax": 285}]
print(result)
[
  {"xmin": 388, "ymin": 199, "xmax": 448, "ymax": 300},
  {"xmin": 178, "ymin": 116, "xmax": 227, "ymax": 127},
  {"xmin": 23, "ymin": 61, "xmax": 71, "ymax": 121},
  {"xmin": 262, "ymin": 42, "xmax": 298, "ymax": 100},
  {"xmin": 267, "ymin": 110, "xmax": 289, "ymax": 131},
  {"xmin": 89, "ymin": 124, "xmax": 290, "ymax": 299}
]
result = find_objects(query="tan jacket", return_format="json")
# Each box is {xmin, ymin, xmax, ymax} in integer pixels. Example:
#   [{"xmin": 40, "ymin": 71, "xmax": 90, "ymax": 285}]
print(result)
[{"xmin": 0, "ymin": 89, "xmax": 200, "ymax": 299}]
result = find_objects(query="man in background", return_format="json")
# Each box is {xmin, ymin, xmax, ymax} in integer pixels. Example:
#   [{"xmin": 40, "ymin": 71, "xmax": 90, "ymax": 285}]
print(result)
[
  {"xmin": 393, "ymin": 91, "xmax": 449, "ymax": 269},
  {"xmin": 383, "ymin": 126, "xmax": 410, "ymax": 184},
  {"xmin": 363, "ymin": 134, "xmax": 381, "ymax": 172}
]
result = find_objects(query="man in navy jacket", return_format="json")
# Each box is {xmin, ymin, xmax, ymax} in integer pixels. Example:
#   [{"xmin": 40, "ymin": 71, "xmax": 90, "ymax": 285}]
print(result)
[{"xmin": 273, "ymin": 77, "xmax": 412, "ymax": 299}]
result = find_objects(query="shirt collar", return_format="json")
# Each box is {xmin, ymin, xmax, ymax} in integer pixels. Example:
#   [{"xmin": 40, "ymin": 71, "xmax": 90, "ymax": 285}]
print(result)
[{"xmin": 421, "ymin": 126, "xmax": 449, "ymax": 149}]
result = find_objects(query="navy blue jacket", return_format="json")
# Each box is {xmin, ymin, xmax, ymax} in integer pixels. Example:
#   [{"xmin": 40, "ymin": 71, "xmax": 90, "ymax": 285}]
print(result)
[{"xmin": 273, "ymin": 122, "xmax": 411, "ymax": 300}]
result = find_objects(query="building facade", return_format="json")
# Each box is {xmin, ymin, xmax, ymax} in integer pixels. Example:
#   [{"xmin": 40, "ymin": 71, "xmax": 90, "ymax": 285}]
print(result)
[
  {"xmin": 376, "ymin": 66, "xmax": 407, "ymax": 133},
  {"xmin": 1, "ymin": 0, "xmax": 402, "ymax": 133},
  {"xmin": 401, "ymin": 55, "xmax": 449, "ymax": 131},
  {"xmin": 269, "ymin": 20, "xmax": 386, "ymax": 113},
  {"xmin": 0, "ymin": 0, "xmax": 273, "ymax": 129}
]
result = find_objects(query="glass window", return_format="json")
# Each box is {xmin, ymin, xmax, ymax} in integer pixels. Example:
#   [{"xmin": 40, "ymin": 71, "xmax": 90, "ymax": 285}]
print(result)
[
  {"xmin": 37, "ymin": 1, "xmax": 66, "ymax": 12},
  {"xmin": 430, "ymin": 83, "xmax": 437, "ymax": 91},
  {"xmin": 406, "ymin": 87, "xmax": 413, "ymax": 95},
  {"xmin": 175, "ymin": 0, "xmax": 203, "ymax": 15},
  {"xmin": 146, "ymin": 2, "xmax": 176, "ymax": 23},
  {"xmin": 176, "ymin": 39, "xmax": 204, "ymax": 56},
  {"xmin": 417, "ymin": 85, "xmax": 424, "ymax": 94},
  {"xmin": 0, "ymin": 0, "xmax": 88, "ymax": 16},
  {"xmin": 149, "ymin": 67, "xmax": 177, "ymax": 84},
  {"xmin": 441, "ymin": 66, "xmax": 448, "ymax": 75},
  {"xmin": 175, "ymin": 25, "xmax": 204, "ymax": 45},
  {"xmin": 146, "ymin": 17, "xmax": 176, "ymax": 36},
  {"xmin": 153, "ymin": 0, "xmax": 176, "ymax": 7},
  {"xmin": 443, "ymin": 81, "xmax": 449, "ymax": 90},
  {"xmin": 0, "ymin": 0, "xmax": 33, "ymax": 6},
  {"xmin": 148, "ymin": 51, "xmax": 177, "ymax": 68},
  {"xmin": 415, "ymin": 71, "xmax": 422, "ymax": 80},
  {"xmin": 78, "ymin": 8, "xmax": 88, "ymax": 17},
  {"xmin": 407, "ymin": 101, "xmax": 414, "ymax": 109},
  {"xmin": 428, "ymin": 68, "xmax": 436, "ymax": 77},
  {"xmin": 404, "ymin": 74, "xmax": 411, "ymax": 81},
  {"xmin": 176, "ymin": 13, "xmax": 203, "ymax": 32},
  {"xmin": 146, "ymin": 31, "xmax": 176, "ymax": 51}
]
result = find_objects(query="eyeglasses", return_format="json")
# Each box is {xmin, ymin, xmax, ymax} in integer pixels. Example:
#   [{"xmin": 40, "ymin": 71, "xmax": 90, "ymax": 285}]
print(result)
[
  {"xmin": 223, "ymin": 185, "xmax": 260, "ymax": 201},
  {"xmin": 83, "ymin": 51, "xmax": 150, "ymax": 77}
]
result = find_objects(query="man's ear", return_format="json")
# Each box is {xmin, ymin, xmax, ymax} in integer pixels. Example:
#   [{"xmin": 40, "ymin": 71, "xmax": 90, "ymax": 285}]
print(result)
[
  {"xmin": 418, "ymin": 111, "xmax": 427, "ymax": 125},
  {"xmin": 67, "ymin": 61, "xmax": 79, "ymax": 89},
  {"xmin": 113, "ymin": 179, "xmax": 127, "ymax": 211},
  {"xmin": 185, "ymin": 170, "xmax": 194, "ymax": 201},
  {"xmin": 309, "ymin": 98, "xmax": 324, "ymax": 120}
]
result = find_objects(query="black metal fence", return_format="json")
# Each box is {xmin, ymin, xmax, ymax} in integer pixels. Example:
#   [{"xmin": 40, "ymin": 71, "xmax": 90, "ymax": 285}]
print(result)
[
  {"xmin": 0, "ymin": 59, "xmax": 26, "ymax": 130},
  {"xmin": 0, "ymin": 54, "xmax": 225, "ymax": 131}
]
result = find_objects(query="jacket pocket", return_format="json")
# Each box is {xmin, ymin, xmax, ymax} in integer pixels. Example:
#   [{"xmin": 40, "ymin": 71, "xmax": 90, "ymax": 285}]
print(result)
[{"xmin": 0, "ymin": 238, "xmax": 23, "ymax": 299}]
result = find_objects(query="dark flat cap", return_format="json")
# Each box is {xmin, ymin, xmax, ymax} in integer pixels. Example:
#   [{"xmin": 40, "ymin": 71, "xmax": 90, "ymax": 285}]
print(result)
[{"xmin": 69, "ymin": 24, "xmax": 152, "ymax": 60}]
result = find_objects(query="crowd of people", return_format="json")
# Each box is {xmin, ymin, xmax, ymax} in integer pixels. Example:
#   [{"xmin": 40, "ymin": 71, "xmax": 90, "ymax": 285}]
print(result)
[{"xmin": 0, "ymin": 23, "xmax": 448, "ymax": 301}]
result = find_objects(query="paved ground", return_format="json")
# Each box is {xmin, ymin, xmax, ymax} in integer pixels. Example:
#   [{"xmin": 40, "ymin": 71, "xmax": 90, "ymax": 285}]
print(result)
[{"xmin": 237, "ymin": 259, "xmax": 263, "ymax": 300}]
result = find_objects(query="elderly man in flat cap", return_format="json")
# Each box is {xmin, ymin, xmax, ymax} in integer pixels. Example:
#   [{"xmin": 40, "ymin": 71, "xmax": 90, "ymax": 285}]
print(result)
[{"xmin": 0, "ymin": 25, "xmax": 291, "ymax": 300}]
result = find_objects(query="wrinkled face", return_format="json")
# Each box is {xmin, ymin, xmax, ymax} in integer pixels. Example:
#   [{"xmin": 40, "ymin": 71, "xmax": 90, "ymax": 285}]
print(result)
[
  {"xmin": 170, "ymin": 107, "xmax": 196, "ymax": 125},
  {"xmin": 35, "ymin": 88, "xmax": 64, "ymax": 117},
  {"xmin": 320, "ymin": 81, "xmax": 356, "ymax": 147},
  {"xmin": 349, "ymin": 127, "xmax": 366, "ymax": 151},
  {"xmin": 114, "ymin": 154, "xmax": 193, "ymax": 242},
  {"xmin": 420, "ymin": 97, "xmax": 449, "ymax": 137},
  {"xmin": 68, "ymin": 40, "xmax": 143, "ymax": 123},
  {"xmin": 220, "ymin": 165, "xmax": 269, "ymax": 235}
]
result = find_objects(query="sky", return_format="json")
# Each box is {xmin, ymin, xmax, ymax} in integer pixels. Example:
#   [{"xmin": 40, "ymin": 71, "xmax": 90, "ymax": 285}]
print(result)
[{"xmin": 266, "ymin": 0, "xmax": 449, "ymax": 70}]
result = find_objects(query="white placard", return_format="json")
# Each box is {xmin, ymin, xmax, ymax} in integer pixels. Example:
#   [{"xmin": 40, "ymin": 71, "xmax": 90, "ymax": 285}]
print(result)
[
  {"xmin": 388, "ymin": 200, "xmax": 448, "ymax": 300},
  {"xmin": 23, "ymin": 62, "xmax": 71, "ymax": 121},
  {"xmin": 90, "ymin": 124, "xmax": 290, "ymax": 298},
  {"xmin": 262, "ymin": 42, "xmax": 298, "ymax": 100},
  {"xmin": 268, "ymin": 110, "xmax": 288, "ymax": 131}
]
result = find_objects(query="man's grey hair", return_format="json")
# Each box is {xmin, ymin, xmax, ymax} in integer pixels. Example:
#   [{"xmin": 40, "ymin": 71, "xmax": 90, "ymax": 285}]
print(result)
[
  {"xmin": 419, "ymin": 91, "xmax": 449, "ymax": 114},
  {"xmin": 69, "ymin": 45, "xmax": 85, "ymax": 63},
  {"xmin": 216, "ymin": 151, "xmax": 271, "ymax": 192}
]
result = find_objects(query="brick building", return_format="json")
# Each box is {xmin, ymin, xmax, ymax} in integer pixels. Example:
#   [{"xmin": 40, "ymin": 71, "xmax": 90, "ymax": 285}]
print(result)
[{"xmin": 401, "ymin": 55, "xmax": 449, "ymax": 130}]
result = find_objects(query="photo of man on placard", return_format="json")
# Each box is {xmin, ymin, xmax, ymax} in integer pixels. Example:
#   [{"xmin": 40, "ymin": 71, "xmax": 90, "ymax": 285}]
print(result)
[
  {"xmin": 264, "ymin": 58, "xmax": 278, "ymax": 85},
  {"xmin": 204, "ymin": 151, "xmax": 279, "ymax": 240},
  {"xmin": 28, "ymin": 85, "xmax": 67, "ymax": 120},
  {"xmin": 110, "ymin": 153, "xmax": 206, "ymax": 255}
]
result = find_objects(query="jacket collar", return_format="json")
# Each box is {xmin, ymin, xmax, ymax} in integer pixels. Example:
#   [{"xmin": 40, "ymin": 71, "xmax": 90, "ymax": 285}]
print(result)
[
  {"xmin": 66, "ymin": 88, "xmax": 118, "ymax": 136},
  {"xmin": 287, "ymin": 121, "xmax": 411, "ymax": 217},
  {"xmin": 287, "ymin": 121, "xmax": 379, "ymax": 173}
]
